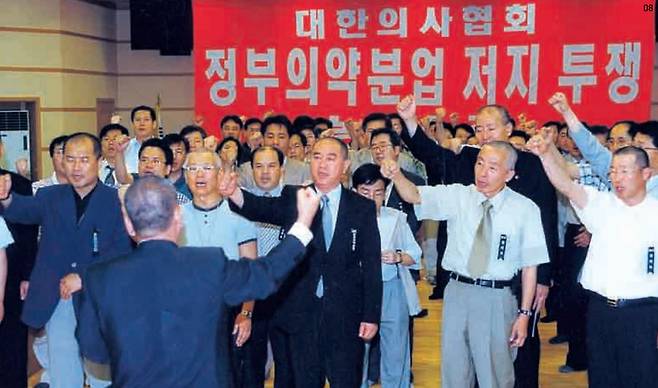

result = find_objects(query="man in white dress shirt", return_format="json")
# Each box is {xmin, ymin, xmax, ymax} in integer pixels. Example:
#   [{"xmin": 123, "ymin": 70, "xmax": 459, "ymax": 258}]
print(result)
[
  {"xmin": 383, "ymin": 141, "xmax": 548, "ymax": 388},
  {"xmin": 123, "ymin": 106, "xmax": 158, "ymax": 174},
  {"xmin": 527, "ymin": 135, "xmax": 658, "ymax": 388}
]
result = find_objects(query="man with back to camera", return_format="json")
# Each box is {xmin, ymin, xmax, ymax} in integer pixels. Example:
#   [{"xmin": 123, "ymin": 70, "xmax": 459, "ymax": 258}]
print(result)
[{"xmin": 75, "ymin": 176, "xmax": 320, "ymax": 387}]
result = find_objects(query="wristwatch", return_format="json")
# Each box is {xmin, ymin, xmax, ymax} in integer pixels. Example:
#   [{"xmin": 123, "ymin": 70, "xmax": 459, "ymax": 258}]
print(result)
[
  {"xmin": 240, "ymin": 310, "xmax": 253, "ymax": 319},
  {"xmin": 517, "ymin": 308, "xmax": 532, "ymax": 317}
]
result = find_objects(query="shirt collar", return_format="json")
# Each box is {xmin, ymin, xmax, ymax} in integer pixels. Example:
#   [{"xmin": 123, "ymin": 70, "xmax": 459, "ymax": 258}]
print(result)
[
  {"xmin": 320, "ymin": 184, "xmax": 342, "ymax": 205},
  {"xmin": 475, "ymin": 185, "xmax": 510, "ymax": 210},
  {"xmin": 192, "ymin": 199, "xmax": 223, "ymax": 212}
]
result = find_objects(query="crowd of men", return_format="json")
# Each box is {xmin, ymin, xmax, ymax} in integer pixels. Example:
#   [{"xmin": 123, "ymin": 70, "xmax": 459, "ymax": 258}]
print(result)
[{"xmin": 0, "ymin": 91, "xmax": 656, "ymax": 388}]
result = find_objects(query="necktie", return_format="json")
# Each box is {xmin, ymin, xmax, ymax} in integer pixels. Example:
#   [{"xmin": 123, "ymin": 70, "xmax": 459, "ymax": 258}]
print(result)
[
  {"xmin": 104, "ymin": 166, "xmax": 115, "ymax": 186},
  {"xmin": 316, "ymin": 195, "xmax": 332, "ymax": 298},
  {"xmin": 467, "ymin": 199, "xmax": 493, "ymax": 278}
]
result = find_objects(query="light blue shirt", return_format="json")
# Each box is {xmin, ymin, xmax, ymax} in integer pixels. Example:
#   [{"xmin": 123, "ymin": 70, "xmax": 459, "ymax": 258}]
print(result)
[
  {"xmin": 377, "ymin": 207, "xmax": 421, "ymax": 282},
  {"xmin": 180, "ymin": 200, "xmax": 257, "ymax": 260},
  {"xmin": 319, "ymin": 184, "xmax": 342, "ymax": 235},
  {"xmin": 0, "ymin": 216, "xmax": 14, "ymax": 248},
  {"xmin": 570, "ymin": 124, "xmax": 658, "ymax": 199},
  {"xmin": 124, "ymin": 138, "xmax": 142, "ymax": 174}
]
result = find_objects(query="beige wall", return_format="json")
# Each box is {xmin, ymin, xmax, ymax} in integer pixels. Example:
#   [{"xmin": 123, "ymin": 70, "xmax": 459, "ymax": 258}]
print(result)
[
  {"xmin": 0, "ymin": 0, "xmax": 117, "ymax": 177},
  {"xmin": 115, "ymin": 10, "xmax": 194, "ymax": 135}
]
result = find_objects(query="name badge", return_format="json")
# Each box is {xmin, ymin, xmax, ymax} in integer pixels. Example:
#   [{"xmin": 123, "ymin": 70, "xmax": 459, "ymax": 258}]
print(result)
[
  {"xmin": 278, "ymin": 227, "xmax": 287, "ymax": 241},
  {"xmin": 92, "ymin": 229, "xmax": 100, "ymax": 256},
  {"xmin": 647, "ymin": 247, "xmax": 655, "ymax": 274},
  {"xmin": 351, "ymin": 228, "xmax": 357, "ymax": 252},
  {"xmin": 497, "ymin": 234, "xmax": 507, "ymax": 261}
]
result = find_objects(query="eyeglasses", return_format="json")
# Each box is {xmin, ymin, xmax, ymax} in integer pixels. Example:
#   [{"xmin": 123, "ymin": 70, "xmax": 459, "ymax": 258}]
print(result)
[
  {"xmin": 183, "ymin": 165, "xmax": 217, "ymax": 173},
  {"xmin": 370, "ymin": 144, "xmax": 393, "ymax": 152}
]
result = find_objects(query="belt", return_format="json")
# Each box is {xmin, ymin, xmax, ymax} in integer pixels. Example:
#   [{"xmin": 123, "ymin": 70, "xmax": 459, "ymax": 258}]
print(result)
[
  {"xmin": 449, "ymin": 272, "xmax": 512, "ymax": 289},
  {"xmin": 588, "ymin": 291, "xmax": 658, "ymax": 308}
]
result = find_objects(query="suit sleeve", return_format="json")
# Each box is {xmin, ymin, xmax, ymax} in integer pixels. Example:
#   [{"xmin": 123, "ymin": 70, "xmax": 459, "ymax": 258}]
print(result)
[
  {"xmin": 6, "ymin": 173, "xmax": 38, "ymax": 281},
  {"xmin": 532, "ymin": 158, "xmax": 559, "ymax": 286},
  {"xmin": 359, "ymin": 200, "xmax": 383, "ymax": 324},
  {"xmin": 229, "ymin": 186, "xmax": 297, "ymax": 226},
  {"xmin": 223, "ymin": 233, "xmax": 307, "ymax": 306},
  {"xmin": 76, "ymin": 270, "xmax": 111, "ymax": 364},
  {"xmin": 401, "ymin": 125, "xmax": 456, "ymax": 185}
]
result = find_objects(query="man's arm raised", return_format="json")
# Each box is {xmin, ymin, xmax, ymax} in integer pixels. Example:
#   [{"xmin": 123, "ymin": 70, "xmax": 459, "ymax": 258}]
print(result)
[
  {"xmin": 527, "ymin": 135, "xmax": 588, "ymax": 209},
  {"xmin": 380, "ymin": 159, "xmax": 421, "ymax": 204}
]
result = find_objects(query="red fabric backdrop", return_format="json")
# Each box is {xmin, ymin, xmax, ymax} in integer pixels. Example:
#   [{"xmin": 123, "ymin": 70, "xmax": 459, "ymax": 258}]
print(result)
[{"xmin": 193, "ymin": 0, "xmax": 655, "ymax": 135}]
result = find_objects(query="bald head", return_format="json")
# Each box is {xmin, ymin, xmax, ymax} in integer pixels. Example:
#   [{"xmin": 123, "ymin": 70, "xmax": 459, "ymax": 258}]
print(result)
[{"xmin": 124, "ymin": 176, "xmax": 178, "ymax": 237}]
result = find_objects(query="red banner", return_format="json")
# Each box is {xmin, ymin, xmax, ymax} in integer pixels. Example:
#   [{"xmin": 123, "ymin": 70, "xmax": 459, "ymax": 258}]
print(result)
[{"xmin": 194, "ymin": 0, "xmax": 655, "ymax": 135}]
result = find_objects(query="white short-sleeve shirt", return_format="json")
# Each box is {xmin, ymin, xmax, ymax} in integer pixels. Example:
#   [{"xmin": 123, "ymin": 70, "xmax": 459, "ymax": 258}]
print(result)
[
  {"xmin": 573, "ymin": 186, "xmax": 658, "ymax": 299},
  {"xmin": 415, "ymin": 184, "xmax": 549, "ymax": 280},
  {"xmin": 0, "ymin": 217, "xmax": 14, "ymax": 248}
]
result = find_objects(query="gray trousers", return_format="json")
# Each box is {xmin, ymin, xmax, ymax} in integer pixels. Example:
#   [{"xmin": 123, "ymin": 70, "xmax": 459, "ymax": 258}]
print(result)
[
  {"xmin": 361, "ymin": 278, "xmax": 411, "ymax": 388},
  {"xmin": 441, "ymin": 279, "xmax": 518, "ymax": 388}
]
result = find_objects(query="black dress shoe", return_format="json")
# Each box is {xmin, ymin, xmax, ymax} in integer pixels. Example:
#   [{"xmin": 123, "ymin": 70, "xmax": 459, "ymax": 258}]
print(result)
[
  {"xmin": 414, "ymin": 309, "xmax": 429, "ymax": 318},
  {"xmin": 428, "ymin": 291, "xmax": 443, "ymax": 300},
  {"xmin": 548, "ymin": 334, "xmax": 569, "ymax": 344}
]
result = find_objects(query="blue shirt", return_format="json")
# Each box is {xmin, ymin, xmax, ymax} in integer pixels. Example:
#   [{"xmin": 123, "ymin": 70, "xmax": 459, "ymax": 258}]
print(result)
[
  {"xmin": 180, "ymin": 200, "xmax": 257, "ymax": 260},
  {"xmin": 377, "ymin": 207, "xmax": 421, "ymax": 282}
]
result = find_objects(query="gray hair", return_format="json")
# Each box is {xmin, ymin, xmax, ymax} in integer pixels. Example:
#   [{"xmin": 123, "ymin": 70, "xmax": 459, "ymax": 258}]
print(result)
[
  {"xmin": 182, "ymin": 148, "xmax": 222, "ymax": 169},
  {"xmin": 124, "ymin": 176, "xmax": 178, "ymax": 237},
  {"xmin": 482, "ymin": 141, "xmax": 518, "ymax": 170}
]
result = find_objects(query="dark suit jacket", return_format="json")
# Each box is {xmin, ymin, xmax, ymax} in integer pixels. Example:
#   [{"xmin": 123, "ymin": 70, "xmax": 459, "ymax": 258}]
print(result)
[
  {"xmin": 1, "ymin": 182, "xmax": 132, "ymax": 327},
  {"xmin": 386, "ymin": 169, "xmax": 425, "ymax": 235},
  {"xmin": 230, "ymin": 185, "xmax": 382, "ymax": 332},
  {"xmin": 76, "ymin": 236, "xmax": 307, "ymax": 387},
  {"xmin": 402, "ymin": 126, "xmax": 558, "ymax": 285},
  {"xmin": 1, "ymin": 169, "xmax": 38, "ymax": 285}
]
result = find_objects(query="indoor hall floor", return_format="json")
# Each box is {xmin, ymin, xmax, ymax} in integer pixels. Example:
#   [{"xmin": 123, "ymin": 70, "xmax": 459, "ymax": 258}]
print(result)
[{"xmin": 29, "ymin": 279, "xmax": 588, "ymax": 388}]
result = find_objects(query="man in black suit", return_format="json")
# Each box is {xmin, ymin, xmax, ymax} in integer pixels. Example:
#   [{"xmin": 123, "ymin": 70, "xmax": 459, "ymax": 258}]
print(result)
[
  {"xmin": 0, "ymin": 169, "xmax": 37, "ymax": 388},
  {"xmin": 222, "ymin": 137, "xmax": 382, "ymax": 388},
  {"xmin": 76, "ymin": 176, "xmax": 320, "ymax": 387},
  {"xmin": 397, "ymin": 95, "xmax": 558, "ymax": 388}
]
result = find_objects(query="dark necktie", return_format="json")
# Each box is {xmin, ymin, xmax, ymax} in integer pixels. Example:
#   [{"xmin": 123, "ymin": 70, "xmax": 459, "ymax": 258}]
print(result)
[
  {"xmin": 316, "ymin": 195, "xmax": 332, "ymax": 298},
  {"xmin": 104, "ymin": 166, "xmax": 115, "ymax": 186}
]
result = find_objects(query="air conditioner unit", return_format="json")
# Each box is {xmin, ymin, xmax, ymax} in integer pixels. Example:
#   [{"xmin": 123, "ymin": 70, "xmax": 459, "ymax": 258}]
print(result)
[{"xmin": 0, "ymin": 110, "xmax": 31, "ymax": 175}]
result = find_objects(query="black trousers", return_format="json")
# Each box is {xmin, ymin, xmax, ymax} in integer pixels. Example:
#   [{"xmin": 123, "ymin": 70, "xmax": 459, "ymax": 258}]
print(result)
[
  {"xmin": 586, "ymin": 298, "xmax": 658, "ymax": 388},
  {"xmin": 562, "ymin": 223, "xmax": 589, "ymax": 369},
  {"xmin": 268, "ymin": 307, "xmax": 364, "ymax": 388},
  {"xmin": 431, "ymin": 221, "xmax": 450, "ymax": 297},
  {"xmin": 0, "ymin": 263, "xmax": 27, "ymax": 388},
  {"xmin": 547, "ymin": 247, "xmax": 567, "ymax": 336},
  {"xmin": 228, "ymin": 306, "xmax": 265, "ymax": 388},
  {"xmin": 513, "ymin": 309, "xmax": 541, "ymax": 388}
]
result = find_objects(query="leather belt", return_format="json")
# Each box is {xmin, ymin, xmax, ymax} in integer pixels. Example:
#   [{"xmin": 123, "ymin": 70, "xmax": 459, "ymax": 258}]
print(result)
[
  {"xmin": 449, "ymin": 272, "xmax": 512, "ymax": 289},
  {"xmin": 588, "ymin": 291, "xmax": 658, "ymax": 308}
]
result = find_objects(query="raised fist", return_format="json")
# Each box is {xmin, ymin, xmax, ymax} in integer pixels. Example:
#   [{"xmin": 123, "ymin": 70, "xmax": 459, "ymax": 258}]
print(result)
[
  {"xmin": 397, "ymin": 95, "xmax": 416, "ymax": 121},
  {"xmin": 548, "ymin": 92, "xmax": 571, "ymax": 115}
]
